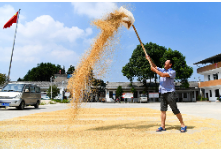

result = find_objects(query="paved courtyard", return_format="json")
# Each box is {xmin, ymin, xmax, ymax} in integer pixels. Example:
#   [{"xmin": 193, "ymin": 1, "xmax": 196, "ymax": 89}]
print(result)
[{"xmin": 0, "ymin": 102, "xmax": 221, "ymax": 149}]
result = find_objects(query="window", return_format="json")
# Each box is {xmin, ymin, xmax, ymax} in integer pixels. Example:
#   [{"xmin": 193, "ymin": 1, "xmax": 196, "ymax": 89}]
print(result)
[
  {"xmin": 192, "ymin": 91, "xmax": 195, "ymax": 98},
  {"xmin": 215, "ymin": 89, "xmax": 220, "ymax": 97},
  {"xmin": 184, "ymin": 93, "xmax": 187, "ymax": 98},
  {"xmin": 213, "ymin": 74, "xmax": 218, "ymax": 80},
  {"xmin": 30, "ymin": 86, "xmax": 35, "ymax": 93},
  {"xmin": 133, "ymin": 91, "xmax": 138, "ymax": 98},
  {"xmin": 210, "ymin": 90, "xmax": 212, "ymax": 97},
  {"xmin": 208, "ymin": 75, "xmax": 210, "ymax": 81},
  {"xmin": 36, "ymin": 87, "xmax": 40, "ymax": 93},
  {"xmin": 24, "ymin": 85, "xmax": 30, "ymax": 92},
  {"xmin": 109, "ymin": 91, "xmax": 113, "ymax": 98}
]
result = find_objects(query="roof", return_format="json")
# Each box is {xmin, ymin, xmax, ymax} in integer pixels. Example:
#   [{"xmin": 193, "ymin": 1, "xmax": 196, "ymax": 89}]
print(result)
[
  {"xmin": 1, "ymin": 81, "xmax": 200, "ymax": 90},
  {"xmin": 106, "ymin": 81, "xmax": 199, "ymax": 89},
  {"xmin": 0, "ymin": 81, "xmax": 69, "ymax": 89},
  {"xmin": 193, "ymin": 53, "xmax": 221, "ymax": 65}
]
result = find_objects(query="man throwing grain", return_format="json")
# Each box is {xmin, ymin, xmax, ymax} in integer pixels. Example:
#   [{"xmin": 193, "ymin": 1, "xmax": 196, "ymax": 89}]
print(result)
[{"xmin": 145, "ymin": 55, "xmax": 187, "ymax": 133}]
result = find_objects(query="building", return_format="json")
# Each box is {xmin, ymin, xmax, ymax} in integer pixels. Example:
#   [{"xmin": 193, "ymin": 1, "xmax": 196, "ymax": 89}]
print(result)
[
  {"xmin": 0, "ymin": 73, "xmax": 202, "ymax": 102},
  {"xmin": 105, "ymin": 81, "xmax": 200, "ymax": 102},
  {"xmin": 194, "ymin": 53, "xmax": 221, "ymax": 101}
]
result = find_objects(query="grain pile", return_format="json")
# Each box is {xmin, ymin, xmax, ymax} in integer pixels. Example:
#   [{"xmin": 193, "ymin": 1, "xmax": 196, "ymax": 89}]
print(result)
[
  {"xmin": 0, "ymin": 108, "xmax": 220, "ymax": 149},
  {"xmin": 67, "ymin": 10, "xmax": 127, "ymax": 119}
]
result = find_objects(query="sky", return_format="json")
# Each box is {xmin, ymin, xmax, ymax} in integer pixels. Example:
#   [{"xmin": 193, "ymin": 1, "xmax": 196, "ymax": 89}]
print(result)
[{"xmin": 0, "ymin": 2, "xmax": 221, "ymax": 83}]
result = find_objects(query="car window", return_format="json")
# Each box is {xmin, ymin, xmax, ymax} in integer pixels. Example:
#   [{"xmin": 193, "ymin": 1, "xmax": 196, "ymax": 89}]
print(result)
[
  {"xmin": 24, "ymin": 85, "xmax": 30, "ymax": 92},
  {"xmin": 30, "ymin": 86, "xmax": 35, "ymax": 93},
  {"xmin": 36, "ymin": 87, "xmax": 40, "ymax": 93},
  {"xmin": 2, "ymin": 84, "xmax": 25, "ymax": 92}
]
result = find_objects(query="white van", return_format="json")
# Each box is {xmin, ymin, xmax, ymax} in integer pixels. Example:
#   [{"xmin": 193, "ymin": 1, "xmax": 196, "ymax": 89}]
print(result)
[
  {"xmin": 0, "ymin": 83, "xmax": 41, "ymax": 110},
  {"xmin": 139, "ymin": 94, "xmax": 148, "ymax": 103}
]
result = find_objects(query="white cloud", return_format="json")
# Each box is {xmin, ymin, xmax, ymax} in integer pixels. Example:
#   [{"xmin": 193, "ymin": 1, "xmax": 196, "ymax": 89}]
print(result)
[
  {"xmin": 0, "ymin": 4, "xmax": 93, "ymax": 80},
  {"xmin": 17, "ymin": 15, "xmax": 92, "ymax": 44},
  {"xmin": 71, "ymin": 2, "xmax": 118, "ymax": 19}
]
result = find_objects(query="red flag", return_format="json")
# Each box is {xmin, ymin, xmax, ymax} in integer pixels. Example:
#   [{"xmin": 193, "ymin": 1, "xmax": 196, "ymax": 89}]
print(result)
[{"xmin": 3, "ymin": 11, "xmax": 18, "ymax": 29}]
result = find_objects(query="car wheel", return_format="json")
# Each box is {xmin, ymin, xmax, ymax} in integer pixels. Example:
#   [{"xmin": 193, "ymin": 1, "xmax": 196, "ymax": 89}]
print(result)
[
  {"xmin": 34, "ymin": 101, "xmax": 40, "ymax": 109},
  {"xmin": 18, "ymin": 101, "xmax": 25, "ymax": 110}
]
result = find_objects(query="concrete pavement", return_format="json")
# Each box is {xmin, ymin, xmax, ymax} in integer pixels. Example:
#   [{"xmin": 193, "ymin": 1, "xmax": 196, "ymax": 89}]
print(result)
[{"xmin": 0, "ymin": 102, "xmax": 221, "ymax": 121}]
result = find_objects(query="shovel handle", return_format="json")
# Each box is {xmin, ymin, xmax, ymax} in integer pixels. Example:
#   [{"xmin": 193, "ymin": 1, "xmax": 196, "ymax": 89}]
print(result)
[{"xmin": 132, "ymin": 25, "xmax": 152, "ymax": 67}]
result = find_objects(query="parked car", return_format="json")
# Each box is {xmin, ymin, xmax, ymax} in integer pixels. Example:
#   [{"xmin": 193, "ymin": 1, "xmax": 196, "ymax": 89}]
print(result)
[
  {"xmin": 0, "ymin": 83, "xmax": 41, "ymax": 110},
  {"xmin": 54, "ymin": 95, "xmax": 61, "ymax": 100},
  {"xmin": 139, "ymin": 94, "xmax": 148, "ymax": 103},
  {"xmin": 42, "ymin": 96, "xmax": 50, "ymax": 100}
]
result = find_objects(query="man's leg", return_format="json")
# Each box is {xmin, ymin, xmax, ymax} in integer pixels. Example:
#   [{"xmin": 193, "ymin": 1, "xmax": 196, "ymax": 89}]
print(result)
[
  {"xmin": 160, "ymin": 111, "xmax": 166, "ymax": 129},
  {"xmin": 157, "ymin": 94, "xmax": 167, "ymax": 131},
  {"xmin": 176, "ymin": 113, "xmax": 185, "ymax": 128},
  {"xmin": 167, "ymin": 92, "xmax": 186, "ymax": 131}
]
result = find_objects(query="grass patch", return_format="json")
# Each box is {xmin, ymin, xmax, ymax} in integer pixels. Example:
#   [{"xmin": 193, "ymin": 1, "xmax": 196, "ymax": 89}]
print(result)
[
  {"xmin": 49, "ymin": 101, "xmax": 56, "ymax": 104},
  {"xmin": 40, "ymin": 102, "xmax": 46, "ymax": 105},
  {"xmin": 52, "ymin": 99, "xmax": 70, "ymax": 103}
]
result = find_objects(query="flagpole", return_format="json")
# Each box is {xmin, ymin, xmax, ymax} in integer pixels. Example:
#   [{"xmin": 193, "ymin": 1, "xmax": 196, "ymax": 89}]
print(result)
[{"xmin": 7, "ymin": 9, "xmax": 21, "ymax": 82}]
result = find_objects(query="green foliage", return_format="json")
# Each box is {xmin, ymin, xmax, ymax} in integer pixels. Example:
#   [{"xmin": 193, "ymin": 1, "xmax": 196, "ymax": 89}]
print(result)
[
  {"xmin": 17, "ymin": 77, "xmax": 23, "ymax": 81},
  {"xmin": 0, "ymin": 73, "xmax": 7, "ymax": 85},
  {"xmin": 122, "ymin": 42, "xmax": 193, "ymax": 86},
  {"xmin": 122, "ymin": 42, "xmax": 166, "ymax": 82},
  {"xmin": 180, "ymin": 79, "xmax": 190, "ymax": 88},
  {"xmin": 131, "ymin": 86, "xmax": 136, "ymax": 94},
  {"xmin": 47, "ymin": 85, "xmax": 60, "ymax": 99},
  {"xmin": 52, "ymin": 99, "xmax": 70, "ymax": 103},
  {"xmin": 197, "ymin": 95, "xmax": 208, "ymax": 101},
  {"xmin": 116, "ymin": 86, "xmax": 123, "ymax": 98},
  {"xmin": 40, "ymin": 102, "xmax": 46, "ymax": 105},
  {"xmin": 49, "ymin": 101, "xmax": 56, "ymax": 104},
  {"xmin": 161, "ymin": 48, "xmax": 193, "ymax": 83},
  {"xmin": 19, "ymin": 62, "xmax": 65, "ymax": 81},
  {"xmin": 88, "ymin": 67, "xmax": 106, "ymax": 96},
  {"xmin": 67, "ymin": 65, "xmax": 75, "ymax": 74}
]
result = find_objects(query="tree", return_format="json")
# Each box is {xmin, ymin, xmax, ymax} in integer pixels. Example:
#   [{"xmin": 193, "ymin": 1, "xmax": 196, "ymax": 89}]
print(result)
[
  {"xmin": 0, "ymin": 73, "xmax": 7, "ymax": 85},
  {"xmin": 17, "ymin": 77, "xmax": 23, "ymax": 81},
  {"xmin": 67, "ymin": 65, "xmax": 75, "ymax": 74},
  {"xmin": 20, "ymin": 62, "xmax": 65, "ymax": 81},
  {"xmin": 122, "ymin": 42, "xmax": 166, "ymax": 91},
  {"xmin": 160, "ymin": 48, "xmax": 193, "ymax": 87},
  {"xmin": 47, "ymin": 85, "xmax": 60, "ymax": 99},
  {"xmin": 88, "ymin": 67, "xmax": 106, "ymax": 99},
  {"xmin": 122, "ymin": 42, "xmax": 193, "ymax": 90},
  {"xmin": 116, "ymin": 86, "xmax": 123, "ymax": 98}
]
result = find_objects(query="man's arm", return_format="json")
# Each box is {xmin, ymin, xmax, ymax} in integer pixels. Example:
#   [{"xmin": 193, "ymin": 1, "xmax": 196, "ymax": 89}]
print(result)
[
  {"xmin": 145, "ymin": 55, "xmax": 157, "ymax": 69},
  {"xmin": 150, "ymin": 67, "xmax": 170, "ymax": 77}
]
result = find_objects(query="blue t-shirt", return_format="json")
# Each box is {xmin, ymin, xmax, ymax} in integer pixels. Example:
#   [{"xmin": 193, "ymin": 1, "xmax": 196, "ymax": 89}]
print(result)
[{"xmin": 157, "ymin": 67, "xmax": 176, "ymax": 94}]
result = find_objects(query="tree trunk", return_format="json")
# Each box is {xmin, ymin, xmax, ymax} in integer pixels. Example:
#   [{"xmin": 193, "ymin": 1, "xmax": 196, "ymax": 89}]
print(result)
[{"xmin": 155, "ymin": 73, "xmax": 158, "ymax": 92}]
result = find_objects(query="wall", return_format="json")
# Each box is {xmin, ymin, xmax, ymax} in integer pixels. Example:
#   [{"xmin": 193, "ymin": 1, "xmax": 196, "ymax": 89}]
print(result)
[{"xmin": 204, "ymin": 88, "xmax": 220, "ymax": 101}]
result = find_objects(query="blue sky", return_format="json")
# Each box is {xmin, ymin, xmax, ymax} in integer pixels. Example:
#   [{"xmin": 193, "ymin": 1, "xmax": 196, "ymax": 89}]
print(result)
[{"xmin": 0, "ymin": 2, "xmax": 221, "ymax": 83}]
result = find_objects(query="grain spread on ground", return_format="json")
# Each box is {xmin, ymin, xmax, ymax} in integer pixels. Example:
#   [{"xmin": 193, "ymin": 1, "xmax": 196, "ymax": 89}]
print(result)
[{"xmin": 0, "ymin": 108, "xmax": 220, "ymax": 149}]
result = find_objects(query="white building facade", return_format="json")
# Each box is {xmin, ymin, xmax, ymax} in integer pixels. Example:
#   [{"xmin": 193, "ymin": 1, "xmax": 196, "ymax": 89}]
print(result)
[{"xmin": 194, "ymin": 54, "xmax": 221, "ymax": 101}]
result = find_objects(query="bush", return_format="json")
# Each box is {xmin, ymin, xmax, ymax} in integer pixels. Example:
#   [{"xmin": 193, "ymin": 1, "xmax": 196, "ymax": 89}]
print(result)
[
  {"xmin": 40, "ymin": 102, "xmax": 46, "ymax": 105},
  {"xmin": 51, "ymin": 99, "xmax": 70, "ymax": 103},
  {"xmin": 49, "ymin": 101, "xmax": 56, "ymax": 104},
  {"xmin": 61, "ymin": 99, "xmax": 70, "ymax": 103}
]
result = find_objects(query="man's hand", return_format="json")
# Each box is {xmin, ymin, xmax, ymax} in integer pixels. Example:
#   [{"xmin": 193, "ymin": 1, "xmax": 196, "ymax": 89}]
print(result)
[{"xmin": 146, "ymin": 55, "xmax": 157, "ymax": 68}]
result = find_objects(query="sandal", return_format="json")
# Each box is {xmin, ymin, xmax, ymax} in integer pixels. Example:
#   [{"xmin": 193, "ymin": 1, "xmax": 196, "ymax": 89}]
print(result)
[
  {"xmin": 180, "ymin": 126, "xmax": 187, "ymax": 133},
  {"xmin": 156, "ymin": 127, "xmax": 166, "ymax": 132}
]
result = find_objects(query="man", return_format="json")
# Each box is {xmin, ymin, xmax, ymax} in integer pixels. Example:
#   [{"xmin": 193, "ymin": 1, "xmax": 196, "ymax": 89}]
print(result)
[{"xmin": 145, "ymin": 55, "xmax": 187, "ymax": 133}]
